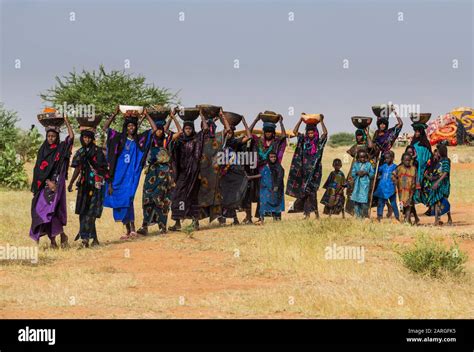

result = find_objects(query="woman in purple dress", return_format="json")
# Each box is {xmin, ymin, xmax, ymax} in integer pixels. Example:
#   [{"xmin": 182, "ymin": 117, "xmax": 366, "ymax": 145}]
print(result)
[{"xmin": 30, "ymin": 116, "xmax": 74, "ymax": 248}]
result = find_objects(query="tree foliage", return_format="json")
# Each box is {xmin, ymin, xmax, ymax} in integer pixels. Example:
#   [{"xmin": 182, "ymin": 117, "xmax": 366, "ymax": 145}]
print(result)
[{"xmin": 40, "ymin": 65, "xmax": 179, "ymax": 131}]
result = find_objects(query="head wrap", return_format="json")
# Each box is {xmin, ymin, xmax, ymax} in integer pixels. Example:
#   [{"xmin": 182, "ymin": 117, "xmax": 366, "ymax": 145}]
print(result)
[
  {"xmin": 31, "ymin": 131, "xmax": 71, "ymax": 194},
  {"xmin": 263, "ymin": 122, "xmax": 276, "ymax": 133},
  {"xmin": 45, "ymin": 126, "xmax": 61, "ymax": 134},
  {"xmin": 183, "ymin": 121, "xmax": 195, "ymax": 129},
  {"xmin": 377, "ymin": 117, "xmax": 389, "ymax": 130},
  {"xmin": 305, "ymin": 124, "xmax": 317, "ymax": 132},
  {"xmin": 410, "ymin": 123, "xmax": 432, "ymax": 152},
  {"xmin": 80, "ymin": 130, "xmax": 95, "ymax": 147},
  {"xmin": 106, "ymin": 116, "xmax": 150, "ymax": 180}
]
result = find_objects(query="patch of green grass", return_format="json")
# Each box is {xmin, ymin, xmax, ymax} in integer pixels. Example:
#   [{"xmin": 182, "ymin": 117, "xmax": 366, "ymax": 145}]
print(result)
[{"xmin": 398, "ymin": 235, "xmax": 468, "ymax": 278}]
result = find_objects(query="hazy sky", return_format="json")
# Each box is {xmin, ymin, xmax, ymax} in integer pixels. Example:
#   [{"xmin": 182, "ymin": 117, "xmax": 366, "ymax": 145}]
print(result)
[{"xmin": 1, "ymin": 0, "xmax": 473, "ymax": 133}]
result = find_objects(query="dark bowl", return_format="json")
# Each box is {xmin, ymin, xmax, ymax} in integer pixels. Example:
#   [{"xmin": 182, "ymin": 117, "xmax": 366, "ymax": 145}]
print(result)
[
  {"xmin": 223, "ymin": 111, "xmax": 243, "ymax": 126},
  {"xmin": 37, "ymin": 112, "xmax": 65, "ymax": 127},
  {"xmin": 177, "ymin": 107, "xmax": 201, "ymax": 122},
  {"xmin": 259, "ymin": 110, "xmax": 281, "ymax": 123},
  {"xmin": 371, "ymin": 104, "xmax": 394, "ymax": 118},
  {"xmin": 76, "ymin": 115, "xmax": 103, "ymax": 128},
  {"xmin": 351, "ymin": 116, "xmax": 373, "ymax": 129},
  {"xmin": 148, "ymin": 107, "xmax": 170, "ymax": 122},
  {"xmin": 196, "ymin": 104, "xmax": 221, "ymax": 119},
  {"xmin": 410, "ymin": 113, "xmax": 431, "ymax": 124}
]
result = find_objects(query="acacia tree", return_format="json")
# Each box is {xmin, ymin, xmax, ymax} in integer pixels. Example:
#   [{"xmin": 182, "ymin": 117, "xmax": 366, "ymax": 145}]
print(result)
[{"xmin": 40, "ymin": 65, "xmax": 179, "ymax": 133}]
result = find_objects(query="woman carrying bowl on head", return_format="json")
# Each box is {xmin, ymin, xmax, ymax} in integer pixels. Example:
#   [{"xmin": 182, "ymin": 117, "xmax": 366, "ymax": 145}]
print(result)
[
  {"xmin": 30, "ymin": 114, "xmax": 74, "ymax": 248},
  {"xmin": 103, "ymin": 106, "xmax": 157, "ymax": 240},
  {"xmin": 168, "ymin": 109, "xmax": 206, "ymax": 231},
  {"xmin": 248, "ymin": 111, "xmax": 287, "ymax": 223},
  {"xmin": 286, "ymin": 113, "xmax": 328, "ymax": 219},
  {"xmin": 410, "ymin": 117, "xmax": 433, "ymax": 205},
  {"xmin": 196, "ymin": 106, "xmax": 232, "ymax": 227},
  {"xmin": 136, "ymin": 109, "xmax": 180, "ymax": 236}
]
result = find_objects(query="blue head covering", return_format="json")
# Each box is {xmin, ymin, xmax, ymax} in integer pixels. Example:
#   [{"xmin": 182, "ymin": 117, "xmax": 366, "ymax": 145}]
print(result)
[{"xmin": 263, "ymin": 122, "xmax": 276, "ymax": 133}]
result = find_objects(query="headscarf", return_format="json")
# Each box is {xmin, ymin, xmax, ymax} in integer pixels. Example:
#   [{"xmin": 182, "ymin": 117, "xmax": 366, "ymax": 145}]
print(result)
[
  {"xmin": 263, "ymin": 122, "xmax": 276, "ymax": 133},
  {"xmin": 268, "ymin": 152, "xmax": 284, "ymax": 206},
  {"xmin": 152, "ymin": 120, "xmax": 166, "ymax": 147},
  {"xmin": 410, "ymin": 123, "xmax": 432, "ymax": 152},
  {"xmin": 205, "ymin": 118, "xmax": 217, "ymax": 137},
  {"xmin": 31, "ymin": 130, "xmax": 70, "ymax": 194},
  {"xmin": 303, "ymin": 126, "xmax": 319, "ymax": 155},
  {"xmin": 106, "ymin": 117, "xmax": 150, "ymax": 180},
  {"xmin": 79, "ymin": 130, "xmax": 95, "ymax": 147},
  {"xmin": 181, "ymin": 121, "xmax": 196, "ymax": 142},
  {"xmin": 376, "ymin": 117, "xmax": 389, "ymax": 130},
  {"xmin": 355, "ymin": 129, "xmax": 367, "ymax": 144}
]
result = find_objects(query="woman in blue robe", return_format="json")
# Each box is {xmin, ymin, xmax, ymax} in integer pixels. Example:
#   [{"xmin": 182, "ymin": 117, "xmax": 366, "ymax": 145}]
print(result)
[
  {"xmin": 410, "ymin": 123, "xmax": 432, "ymax": 204},
  {"xmin": 103, "ymin": 107, "xmax": 157, "ymax": 240}
]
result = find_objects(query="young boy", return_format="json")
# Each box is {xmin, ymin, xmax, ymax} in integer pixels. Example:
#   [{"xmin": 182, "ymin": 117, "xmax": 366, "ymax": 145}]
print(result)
[
  {"xmin": 321, "ymin": 158, "xmax": 346, "ymax": 218},
  {"xmin": 392, "ymin": 153, "xmax": 417, "ymax": 224},
  {"xmin": 350, "ymin": 151, "xmax": 375, "ymax": 218},
  {"xmin": 257, "ymin": 151, "xmax": 285, "ymax": 223},
  {"xmin": 374, "ymin": 151, "xmax": 399, "ymax": 221}
]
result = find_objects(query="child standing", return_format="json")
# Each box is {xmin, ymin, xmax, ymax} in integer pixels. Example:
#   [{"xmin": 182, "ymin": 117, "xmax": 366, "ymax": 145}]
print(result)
[
  {"xmin": 392, "ymin": 153, "xmax": 417, "ymax": 224},
  {"xmin": 374, "ymin": 151, "xmax": 399, "ymax": 221},
  {"xmin": 350, "ymin": 151, "xmax": 375, "ymax": 218},
  {"xmin": 258, "ymin": 151, "xmax": 285, "ymax": 223},
  {"xmin": 321, "ymin": 158, "xmax": 346, "ymax": 217}
]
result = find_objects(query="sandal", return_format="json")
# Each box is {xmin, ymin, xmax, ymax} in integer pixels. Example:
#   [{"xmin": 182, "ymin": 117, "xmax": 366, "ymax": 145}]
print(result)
[
  {"xmin": 120, "ymin": 234, "xmax": 131, "ymax": 240},
  {"xmin": 129, "ymin": 231, "xmax": 139, "ymax": 238}
]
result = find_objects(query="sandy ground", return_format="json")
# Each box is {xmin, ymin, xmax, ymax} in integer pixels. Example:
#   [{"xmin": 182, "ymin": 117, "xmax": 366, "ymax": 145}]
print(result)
[{"xmin": 1, "ymin": 203, "xmax": 473, "ymax": 319}]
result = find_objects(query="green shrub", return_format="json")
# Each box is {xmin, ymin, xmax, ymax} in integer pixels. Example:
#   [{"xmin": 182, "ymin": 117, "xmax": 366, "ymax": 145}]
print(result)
[
  {"xmin": 0, "ymin": 143, "xmax": 29, "ymax": 189},
  {"xmin": 329, "ymin": 132, "xmax": 355, "ymax": 147},
  {"xmin": 399, "ymin": 235, "xmax": 467, "ymax": 278}
]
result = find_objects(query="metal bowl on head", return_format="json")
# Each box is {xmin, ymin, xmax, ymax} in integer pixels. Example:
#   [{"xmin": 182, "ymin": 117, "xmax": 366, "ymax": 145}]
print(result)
[
  {"xmin": 148, "ymin": 106, "xmax": 170, "ymax": 122},
  {"xmin": 410, "ymin": 113, "xmax": 431, "ymax": 124},
  {"xmin": 177, "ymin": 107, "xmax": 200, "ymax": 122},
  {"xmin": 301, "ymin": 113, "xmax": 322, "ymax": 125},
  {"xmin": 76, "ymin": 114, "xmax": 103, "ymax": 129},
  {"xmin": 372, "ymin": 104, "xmax": 394, "ymax": 118},
  {"xmin": 351, "ymin": 116, "xmax": 373, "ymax": 129},
  {"xmin": 37, "ymin": 108, "xmax": 65, "ymax": 127},
  {"xmin": 196, "ymin": 104, "xmax": 222, "ymax": 119},
  {"xmin": 259, "ymin": 110, "xmax": 281, "ymax": 123},
  {"xmin": 223, "ymin": 111, "xmax": 243, "ymax": 126}
]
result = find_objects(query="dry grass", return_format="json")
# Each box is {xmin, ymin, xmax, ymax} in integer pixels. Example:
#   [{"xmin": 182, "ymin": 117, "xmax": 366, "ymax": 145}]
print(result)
[{"xmin": 0, "ymin": 145, "xmax": 473, "ymax": 318}]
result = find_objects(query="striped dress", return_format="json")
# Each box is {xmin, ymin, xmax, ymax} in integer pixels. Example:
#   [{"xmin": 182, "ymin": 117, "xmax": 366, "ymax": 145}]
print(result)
[{"xmin": 421, "ymin": 158, "xmax": 451, "ymax": 207}]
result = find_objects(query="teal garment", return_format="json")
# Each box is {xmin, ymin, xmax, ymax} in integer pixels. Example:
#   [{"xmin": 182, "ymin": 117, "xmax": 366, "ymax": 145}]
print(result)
[
  {"xmin": 412, "ymin": 141, "xmax": 432, "ymax": 204},
  {"xmin": 421, "ymin": 158, "xmax": 451, "ymax": 207},
  {"xmin": 350, "ymin": 161, "xmax": 375, "ymax": 204}
]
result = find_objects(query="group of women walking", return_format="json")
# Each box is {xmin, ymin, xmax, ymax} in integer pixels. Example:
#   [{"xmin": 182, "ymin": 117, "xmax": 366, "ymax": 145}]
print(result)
[{"xmin": 29, "ymin": 106, "xmax": 453, "ymax": 248}]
